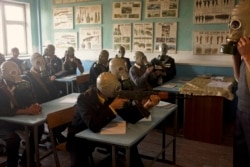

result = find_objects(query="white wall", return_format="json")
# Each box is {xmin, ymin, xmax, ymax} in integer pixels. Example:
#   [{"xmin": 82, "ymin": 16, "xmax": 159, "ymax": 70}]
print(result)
[{"xmin": 55, "ymin": 48, "xmax": 233, "ymax": 67}]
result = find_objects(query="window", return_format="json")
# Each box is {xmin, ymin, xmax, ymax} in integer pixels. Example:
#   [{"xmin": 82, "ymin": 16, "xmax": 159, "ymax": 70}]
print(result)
[{"xmin": 0, "ymin": 1, "xmax": 31, "ymax": 56}]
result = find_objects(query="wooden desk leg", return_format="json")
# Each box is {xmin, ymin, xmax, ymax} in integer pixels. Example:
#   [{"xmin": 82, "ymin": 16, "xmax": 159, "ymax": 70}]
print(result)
[
  {"xmin": 112, "ymin": 146, "xmax": 116, "ymax": 167},
  {"xmin": 24, "ymin": 126, "xmax": 31, "ymax": 167},
  {"xmin": 125, "ymin": 147, "xmax": 130, "ymax": 167}
]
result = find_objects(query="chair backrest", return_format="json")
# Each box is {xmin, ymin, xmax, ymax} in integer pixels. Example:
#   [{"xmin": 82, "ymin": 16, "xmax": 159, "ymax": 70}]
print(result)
[
  {"xmin": 46, "ymin": 107, "xmax": 76, "ymax": 167},
  {"xmin": 76, "ymin": 73, "xmax": 90, "ymax": 92},
  {"xmin": 46, "ymin": 107, "xmax": 75, "ymax": 130}
]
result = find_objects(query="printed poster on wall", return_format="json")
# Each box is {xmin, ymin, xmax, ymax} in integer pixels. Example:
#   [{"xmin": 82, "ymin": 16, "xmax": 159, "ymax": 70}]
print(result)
[
  {"xmin": 133, "ymin": 23, "xmax": 153, "ymax": 52},
  {"xmin": 112, "ymin": 1, "xmax": 141, "ymax": 20},
  {"xmin": 194, "ymin": 0, "xmax": 234, "ymax": 24},
  {"xmin": 193, "ymin": 30, "xmax": 229, "ymax": 55},
  {"xmin": 113, "ymin": 24, "xmax": 132, "ymax": 51},
  {"xmin": 54, "ymin": 32, "xmax": 77, "ymax": 49},
  {"xmin": 79, "ymin": 27, "xmax": 102, "ymax": 50},
  {"xmin": 154, "ymin": 22, "xmax": 177, "ymax": 54},
  {"xmin": 53, "ymin": 0, "xmax": 96, "ymax": 4},
  {"xmin": 145, "ymin": 0, "xmax": 179, "ymax": 18},
  {"xmin": 53, "ymin": 7, "xmax": 73, "ymax": 29},
  {"xmin": 75, "ymin": 5, "xmax": 102, "ymax": 24}
]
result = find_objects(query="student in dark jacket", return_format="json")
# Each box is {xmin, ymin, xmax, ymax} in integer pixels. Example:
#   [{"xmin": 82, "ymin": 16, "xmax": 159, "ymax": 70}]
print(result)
[
  {"xmin": 89, "ymin": 50, "xmax": 109, "ymax": 88},
  {"xmin": 23, "ymin": 53, "xmax": 67, "ymax": 143},
  {"xmin": 0, "ymin": 61, "xmax": 43, "ymax": 167},
  {"xmin": 66, "ymin": 72, "xmax": 160, "ymax": 167},
  {"xmin": 62, "ymin": 47, "xmax": 84, "ymax": 75},
  {"xmin": 22, "ymin": 52, "xmax": 61, "ymax": 103}
]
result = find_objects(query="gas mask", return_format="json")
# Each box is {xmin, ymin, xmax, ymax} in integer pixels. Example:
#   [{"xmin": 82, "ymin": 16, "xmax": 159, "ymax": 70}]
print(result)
[
  {"xmin": 98, "ymin": 50, "xmax": 109, "ymax": 67},
  {"xmin": 97, "ymin": 72, "xmax": 121, "ymax": 98},
  {"xmin": 221, "ymin": 0, "xmax": 250, "ymax": 55},
  {"xmin": 46, "ymin": 44, "xmax": 55, "ymax": 57},
  {"xmin": 134, "ymin": 51, "xmax": 149, "ymax": 66},
  {"xmin": 0, "ymin": 61, "xmax": 30, "ymax": 90},
  {"xmin": 117, "ymin": 46, "xmax": 125, "ymax": 58},
  {"xmin": 109, "ymin": 57, "xmax": 133, "ymax": 90},
  {"xmin": 109, "ymin": 57, "xmax": 128, "ymax": 79},
  {"xmin": 30, "ymin": 53, "xmax": 49, "ymax": 81},
  {"xmin": 67, "ymin": 47, "xmax": 75, "ymax": 61},
  {"xmin": 159, "ymin": 43, "xmax": 168, "ymax": 59}
]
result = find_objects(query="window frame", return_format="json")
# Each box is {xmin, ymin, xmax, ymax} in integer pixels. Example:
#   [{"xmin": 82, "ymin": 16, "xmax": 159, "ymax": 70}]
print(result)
[{"xmin": 0, "ymin": 1, "xmax": 31, "ymax": 57}]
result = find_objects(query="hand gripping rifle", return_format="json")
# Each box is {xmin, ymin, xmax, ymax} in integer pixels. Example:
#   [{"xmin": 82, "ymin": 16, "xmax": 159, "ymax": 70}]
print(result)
[{"xmin": 115, "ymin": 90, "xmax": 168, "ymax": 118}]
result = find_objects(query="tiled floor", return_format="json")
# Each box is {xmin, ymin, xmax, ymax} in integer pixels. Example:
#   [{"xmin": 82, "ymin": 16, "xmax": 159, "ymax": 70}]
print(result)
[
  {"xmin": 0, "ymin": 123, "xmax": 234, "ymax": 167},
  {"xmin": 0, "ymin": 129, "xmax": 233, "ymax": 167}
]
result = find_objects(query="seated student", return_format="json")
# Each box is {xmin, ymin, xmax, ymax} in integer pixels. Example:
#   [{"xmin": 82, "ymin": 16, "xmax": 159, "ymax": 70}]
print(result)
[
  {"xmin": 62, "ymin": 47, "xmax": 84, "ymax": 75},
  {"xmin": 129, "ymin": 51, "xmax": 154, "ymax": 90},
  {"xmin": 43, "ymin": 44, "xmax": 67, "ymax": 95},
  {"xmin": 23, "ymin": 52, "xmax": 61, "ymax": 103},
  {"xmin": 149, "ymin": 43, "xmax": 176, "ymax": 87},
  {"xmin": 23, "ymin": 53, "xmax": 66, "ymax": 143},
  {"xmin": 66, "ymin": 72, "xmax": 160, "ymax": 167},
  {"xmin": 8, "ymin": 47, "xmax": 26, "ymax": 74},
  {"xmin": 89, "ymin": 50, "xmax": 109, "ymax": 88},
  {"xmin": 0, "ymin": 61, "xmax": 44, "ymax": 167},
  {"xmin": 109, "ymin": 57, "xmax": 133, "ymax": 90},
  {"xmin": 116, "ymin": 45, "xmax": 132, "ymax": 71},
  {"xmin": 43, "ymin": 44, "xmax": 66, "ymax": 80}
]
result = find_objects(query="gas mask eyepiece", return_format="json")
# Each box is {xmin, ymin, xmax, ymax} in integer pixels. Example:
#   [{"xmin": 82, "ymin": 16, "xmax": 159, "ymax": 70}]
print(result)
[{"xmin": 229, "ymin": 19, "xmax": 241, "ymax": 31}]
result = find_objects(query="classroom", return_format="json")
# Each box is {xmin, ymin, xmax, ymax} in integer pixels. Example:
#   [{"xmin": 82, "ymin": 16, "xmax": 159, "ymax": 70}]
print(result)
[{"xmin": 0, "ymin": 0, "xmax": 247, "ymax": 167}]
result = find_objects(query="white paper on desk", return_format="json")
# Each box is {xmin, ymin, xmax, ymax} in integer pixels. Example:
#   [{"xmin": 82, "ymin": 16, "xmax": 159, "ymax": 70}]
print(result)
[
  {"xmin": 207, "ymin": 80, "xmax": 232, "ymax": 88},
  {"xmin": 156, "ymin": 101, "xmax": 176, "ymax": 109},
  {"xmin": 100, "ymin": 119, "xmax": 126, "ymax": 135},
  {"xmin": 59, "ymin": 98, "xmax": 77, "ymax": 103},
  {"xmin": 157, "ymin": 101, "xmax": 171, "ymax": 107},
  {"xmin": 161, "ymin": 83, "xmax": 176, "ymax": 88}
]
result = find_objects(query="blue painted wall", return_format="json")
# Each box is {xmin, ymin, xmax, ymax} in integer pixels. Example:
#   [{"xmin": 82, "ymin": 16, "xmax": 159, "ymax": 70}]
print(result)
[{"xmin": 14, "ymin": 0, "xmax": 237, "ymax": 77}]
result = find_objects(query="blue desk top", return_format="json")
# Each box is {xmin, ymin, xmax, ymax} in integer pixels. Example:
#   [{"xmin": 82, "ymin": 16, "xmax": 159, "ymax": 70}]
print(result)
[
  {"xmin": 153, "ymin": 77, "xmax": 193, "ymax": 93},
  {"xmin": 75, "ymin": 101, "xmax": 177, "ymax": 147},
  {"xmin": 0, "ymin": 93, "xmax": 79, "ymax": 126}
]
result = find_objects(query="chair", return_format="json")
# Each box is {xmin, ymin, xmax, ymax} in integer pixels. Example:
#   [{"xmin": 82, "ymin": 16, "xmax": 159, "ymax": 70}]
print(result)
[
  {"xmin": 76, "ymin": 73, "xmax": 90, "ymax": 93},
  {"xmin": 46, "ymin": 107, "xmax": 94, "ymax": 167}
]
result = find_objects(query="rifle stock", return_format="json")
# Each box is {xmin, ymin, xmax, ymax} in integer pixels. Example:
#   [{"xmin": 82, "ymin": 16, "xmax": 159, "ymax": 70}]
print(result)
[
  {"xmin": 116, "ymin": 90, "xmax": 168, "ymax": 101},
  {"xmin": 116, "ymin": 90, "xmax": 168, "ymax": 118}
]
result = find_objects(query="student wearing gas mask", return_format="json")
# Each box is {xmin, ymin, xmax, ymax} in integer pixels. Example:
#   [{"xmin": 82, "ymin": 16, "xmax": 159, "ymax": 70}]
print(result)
[
  {"xmin": 109, "ymin": 57, "xmax": 133, "ymax": 90},
  {"xmin": 43, "ymin": 44, "xmax": 68, "ymax": 95},
  {"xmin": 89, "ymin": 50, "xmax": 109, "ymax": 87},
  {"xmin": 116, "ymin": 45, "xmax": 131, "ymax": 71},
  {"xmin": 129, "ymin": 51, "xmax": 154, "ymax": 90},
  {"xmin": 23, "ymin": 53, "xmax": 68, "ymax": 144},
  {"xmin": 0, "ymin": 61, "xmax": 43, "ymax": 167},
  {"xmin": 22, "ymin": 53, "xmax": 61, "ymax": 103},
  {"xmin": 66, "ymin": 72, "xmax": 160, "ymax": 167},
  {"xmin": 43, "ymin": 44, "xmax": 66, "ymax": 80},
  {"xmin": 62, "ymin": 47, "xmax": 84, "ymax": 75},
  {"xmin": 149, "ymin": 43, "xmax": 176, "ymax": 87},
  {"xmin": 8, "ymin": 47, "xmax": 27, "ymax": 74}
]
